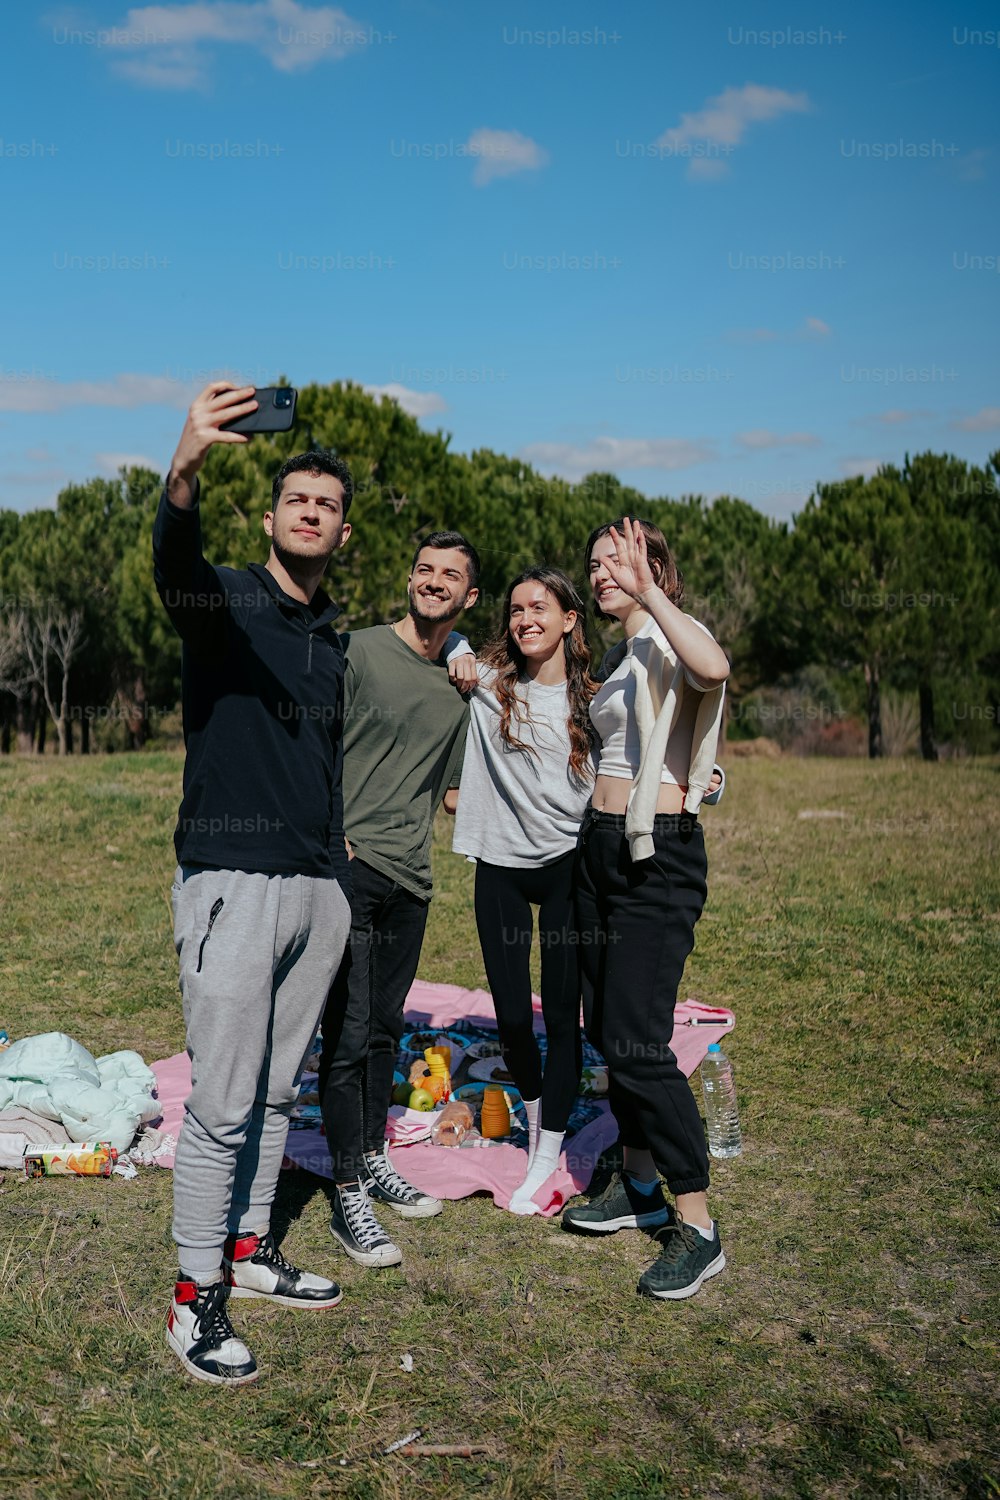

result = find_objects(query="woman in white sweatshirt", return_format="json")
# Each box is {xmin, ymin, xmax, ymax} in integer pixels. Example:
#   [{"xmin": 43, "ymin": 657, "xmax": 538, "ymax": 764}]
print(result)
[{"xmin": 562, "ymin": 517, "xmax": 731, "ymax": 1302}]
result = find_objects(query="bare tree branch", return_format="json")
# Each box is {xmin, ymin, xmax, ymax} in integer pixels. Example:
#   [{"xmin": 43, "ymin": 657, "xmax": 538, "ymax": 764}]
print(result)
[
  {"xmin": 17, "ymin": 602, "xmax": 86, "ymax": 755},
  {"xmin": 0, "ymin": 611, "xmax": 34, "ymax": 698}
]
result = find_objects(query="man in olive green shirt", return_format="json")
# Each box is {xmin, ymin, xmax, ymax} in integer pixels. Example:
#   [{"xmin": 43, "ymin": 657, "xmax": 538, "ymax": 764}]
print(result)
[{"xmin": 319, "ymin": 532, "xmax": 479, "ymax": 1266}]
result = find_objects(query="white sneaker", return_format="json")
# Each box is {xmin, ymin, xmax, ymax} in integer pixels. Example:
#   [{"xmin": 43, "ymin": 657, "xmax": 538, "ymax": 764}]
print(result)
[
  {"xmin": 223, "ymin": 1230, "xmax": 342, "ymax": 1309},
  {"xmin": 166, "ymin": 1279, "xmax": 259, "ymax": 1386}
]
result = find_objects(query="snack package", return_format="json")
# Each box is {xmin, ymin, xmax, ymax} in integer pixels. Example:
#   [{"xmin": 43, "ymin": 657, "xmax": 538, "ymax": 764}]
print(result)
[
  {"xmin": 430, "ymin": 1101, "xmax": 474, "ymax": 1148},
  {"xmin": 23, "ymin": 1143, "xmax": 118, "ymax": 1178}
]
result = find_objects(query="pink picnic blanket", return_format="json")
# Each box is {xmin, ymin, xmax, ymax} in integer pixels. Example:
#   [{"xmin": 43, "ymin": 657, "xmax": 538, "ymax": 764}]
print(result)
[{"xmin": 150, "ymin": 980, "xmax": 734, "ymax": 1217}]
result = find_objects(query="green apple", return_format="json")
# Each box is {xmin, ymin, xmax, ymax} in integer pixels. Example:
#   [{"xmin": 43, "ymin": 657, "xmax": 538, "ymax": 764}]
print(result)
[
  {"xmin": 391, "ymin": 1082, "xmax": 413, "ymax": 1107},
  {"xmin": 408, "ymin": 1087, "xmax": 435, "ymax": 1112}
]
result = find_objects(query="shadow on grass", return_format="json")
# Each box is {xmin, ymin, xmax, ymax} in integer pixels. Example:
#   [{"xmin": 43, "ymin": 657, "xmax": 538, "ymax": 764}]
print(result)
[
  {"xmin": 269, "ymin": 1144, "xmax": 665, "ymax": 1250},
  {"xmin": 271, "ymin": 1165, "xmax": 333, "ymax": 1245}
]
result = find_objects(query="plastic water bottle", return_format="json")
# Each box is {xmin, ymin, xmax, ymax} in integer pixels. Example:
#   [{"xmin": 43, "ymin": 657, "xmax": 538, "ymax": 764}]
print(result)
[{"xmin": 700, "ymin": 1043, "xmax": 742, "ymax": 1158}]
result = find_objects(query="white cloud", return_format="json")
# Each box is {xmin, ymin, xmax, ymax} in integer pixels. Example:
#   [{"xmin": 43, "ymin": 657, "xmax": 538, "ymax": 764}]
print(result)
[
  {"xmin": 0, "ymin": 373, "xmax": 193, "ymax": 413},
  {"xmin": 64, "ymin": 1, "xmax": 371, "ymax": 89},
  {"xmin": 0, "ymin": 373, "xmax": 449, "ymax": 422},
  {"xmin": 0, "ymin": 465, "xmax": 69, "ymax": 486},
  {"xmin": 955, "ymin": 148, "xmax": 989, "ymax": 183},
  {"xmin": 873, "ymin": 409, "xmax": 928, "ymax": 426},
  {"xmin": 363, "ymin": 383, "xmax": 447, "ymax": 418},
  {"xmin": 952, "ymin": 406, "xmax": 1000, "ymax": 432},
  {"xmin": 657, "ymin": 83, "xmax": 809, "ymax": 157},
  {"xmin": 113, "ymin": 49, "xmax": 208, "ymax": 88},
  {"xmin": 710, "ymin": 484, "xmax": 811, "ymax": 521},
  {"xmin": 0, "ymin": 463, "xmax": 70, "ymax": 511},
  {"xmin": 95, "ymin": 450, "xmax": 162, "ymax": 474},
  {"xmin": 763, "ymin": 489, "xmax": 813, "ymax": 521},
  {"xmin": 839, "ymin": 456, "xmax": 883, "ymax": 479},
  {"xmin": 520, "ymin": 436, "xmax": 713, "ymax": 478},
  {"xmin": 727, "ymin": 315, "xmax": 831, "ymax": 344},
  {"xmin": 727, "ymin": 326, "xmax": 780, "ymax": 344},
  {"xmin": 687, "ymin": 157, "xmax": 730, "ymax": 183},
  {"xmin": 466, "ymin": 128, "xmax": 549, "ymax": 187},
  {"xmin": 736, "ymin": 430, "xmax": 821, "ymax": 452}
]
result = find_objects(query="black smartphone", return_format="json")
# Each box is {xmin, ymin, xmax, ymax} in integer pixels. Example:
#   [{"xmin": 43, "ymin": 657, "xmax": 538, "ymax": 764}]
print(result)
[{"xmin": 221, "ymin": 386, "xmax": 297, "ymax": 434}]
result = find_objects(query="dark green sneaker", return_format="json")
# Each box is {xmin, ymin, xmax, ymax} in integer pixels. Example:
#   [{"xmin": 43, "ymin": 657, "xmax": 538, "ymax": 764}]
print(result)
[
  {"xmin": 562, "ymin": 1171, "xmax": 673, "ymax": 1235},
  {"xmin": 637, "ymin": 1219, "xmax": 725, "ymax": 1300}
]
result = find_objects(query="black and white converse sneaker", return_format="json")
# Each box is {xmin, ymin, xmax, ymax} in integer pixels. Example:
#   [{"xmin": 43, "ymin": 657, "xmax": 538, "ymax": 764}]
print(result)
[
  {"xmin": 166, "ymin": 1278, "xmax": 259, "ymax": 1386},
  {"xmin": 223, "ymin": 1230, "xmax": 342, "ymax": 1309},
  {"xmin": 330, "ymin": 1179, "xmax": 403, "ymax": 1267},
  {"xmin": 364, "ymin": 1144, "xmax": 443, "ymax": 1219}
]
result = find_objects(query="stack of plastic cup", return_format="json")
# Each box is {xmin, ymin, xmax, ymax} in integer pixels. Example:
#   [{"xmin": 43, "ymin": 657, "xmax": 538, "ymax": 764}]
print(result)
[
  {"xmin": 480, "ymin": 1086, "xmax": 510, "ymax": 1139},
  {"xmin": 424, "ymin": 1046, "xmax": 451, "ymax": 1101}
]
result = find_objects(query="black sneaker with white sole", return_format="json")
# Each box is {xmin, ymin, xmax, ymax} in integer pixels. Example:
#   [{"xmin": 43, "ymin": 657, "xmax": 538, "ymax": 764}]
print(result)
[
  {"xmin": 364, "ymin": 1145, "xmax": 443, "ymax": 1219},
  {"xmin": 637, "ymin": 1218, "xmax": 726, "ymax": 1300},
  {"xmin": 330, "ymin": 1179, "xmax": 403, "ymax": 1267},
  {"xmin": 562, "ymin": 1170, "xmax": 673, "ymax": 1234},
  {"xmin": 223, "ymin": 1230, "xmax": 342, "ymax": 1309},
  {"xmin": 166, "ymin": 1278, "xmax": 259, "ymax": 1386}
]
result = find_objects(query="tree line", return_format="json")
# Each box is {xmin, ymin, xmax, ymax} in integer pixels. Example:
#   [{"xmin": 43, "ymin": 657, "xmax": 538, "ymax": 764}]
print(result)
[{"xmin": 1, "ymin": 381, "xmax": 997, "ymax": 759}]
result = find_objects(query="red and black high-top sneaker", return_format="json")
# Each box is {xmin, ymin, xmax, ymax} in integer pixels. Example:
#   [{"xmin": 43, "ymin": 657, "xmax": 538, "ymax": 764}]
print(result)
[
  {"xmin": 223, "ymin": 1230, "xmax": 343, "ymax": 1309},
  {"xmin": 166, "ymin": 1279, "xmax": 259, "ymax": 1386}
]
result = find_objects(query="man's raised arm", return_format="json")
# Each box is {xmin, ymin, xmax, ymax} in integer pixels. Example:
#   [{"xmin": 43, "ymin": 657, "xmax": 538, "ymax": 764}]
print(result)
[{"xmin": 153, "ymin": 382, "xmax": 259, "ymax": 649}]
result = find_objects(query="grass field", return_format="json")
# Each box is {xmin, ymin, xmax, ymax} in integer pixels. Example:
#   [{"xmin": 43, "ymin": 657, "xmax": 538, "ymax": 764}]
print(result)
[{"xmin": 0, "ymin": 753, "xmax": 997, "ymax": 1500}]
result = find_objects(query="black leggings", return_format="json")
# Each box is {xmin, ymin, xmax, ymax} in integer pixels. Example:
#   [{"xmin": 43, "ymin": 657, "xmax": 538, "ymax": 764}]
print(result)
[{"xmin": 474, "ymin": 850, "xmax": 583, "ymax": 1133}]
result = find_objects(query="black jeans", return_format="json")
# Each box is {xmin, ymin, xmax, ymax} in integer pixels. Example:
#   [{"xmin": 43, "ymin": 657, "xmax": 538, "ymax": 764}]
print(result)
[
  {"xmin": 474, "ymin": 850, "xmax": 582, "ymax": 1133},
  {"xmin": 575, "ymin": 808, "xmax": 710, "ymax": 1196},
  {"xmin": 319, "ymin": 858, "xmax": 428, "ymax": 1181}
]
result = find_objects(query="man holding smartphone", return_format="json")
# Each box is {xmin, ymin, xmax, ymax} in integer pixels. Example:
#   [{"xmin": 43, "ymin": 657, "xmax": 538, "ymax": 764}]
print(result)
[{"xmin": 154, "ymin": 382, "xmax": 353, "ymax": 1386}]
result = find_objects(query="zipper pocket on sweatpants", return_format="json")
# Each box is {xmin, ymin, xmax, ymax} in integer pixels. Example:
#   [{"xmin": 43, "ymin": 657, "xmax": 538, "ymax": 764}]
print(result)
[{"xmin": 196, "ymin": 898, "xmax": 224, "ymax": 973}]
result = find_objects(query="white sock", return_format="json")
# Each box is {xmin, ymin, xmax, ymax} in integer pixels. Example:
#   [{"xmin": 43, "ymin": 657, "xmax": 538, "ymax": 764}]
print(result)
[
  {"xmin": 690, "ymin": 1219, "xmax": 715, "ymax": 1242},
  {"xmin": 176, "ymin": 1268, "xmax": 222, "ymax": 1288},
  {"xmin": 508, "ymin": 1128, "xmax": 564, "ymax": 1216},
  {"xmin": 522, "ymin": 1097, "xmax": 540, "ymax": 1166}
]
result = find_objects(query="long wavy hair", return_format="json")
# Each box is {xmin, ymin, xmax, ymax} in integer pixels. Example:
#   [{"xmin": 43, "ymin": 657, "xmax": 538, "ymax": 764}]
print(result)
[
  {"xmin": 584, "ymin": 516, "xmax": 685, "ymax": 619},
  {"xmin": 480, "ymin": 567, "xmax": 598, "ymax": 784}
]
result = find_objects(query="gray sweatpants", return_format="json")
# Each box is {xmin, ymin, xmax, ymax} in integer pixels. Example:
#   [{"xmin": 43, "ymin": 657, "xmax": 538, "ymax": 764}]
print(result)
[{"xmin": 170, "ymin": 865, "xmax": 350, "ymax": 1280}]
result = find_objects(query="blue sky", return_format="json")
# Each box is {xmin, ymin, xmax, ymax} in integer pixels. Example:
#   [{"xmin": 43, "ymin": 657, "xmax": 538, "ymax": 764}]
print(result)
[{"xmin": 1, "ymin": 0, "xmax": 997, "ymax": 519}]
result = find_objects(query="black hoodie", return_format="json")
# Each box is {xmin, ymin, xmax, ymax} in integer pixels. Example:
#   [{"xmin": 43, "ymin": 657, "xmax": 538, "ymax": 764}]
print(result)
[{"xmin": 153, "ymin": 488, "xmax": 349, "ymax": 885}]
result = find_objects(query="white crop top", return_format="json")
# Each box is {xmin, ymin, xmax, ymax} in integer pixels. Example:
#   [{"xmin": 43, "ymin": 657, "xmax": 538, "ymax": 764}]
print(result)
[{"xmin": 589, "ymin": 615, "xmax": 710, "ymax": 786}]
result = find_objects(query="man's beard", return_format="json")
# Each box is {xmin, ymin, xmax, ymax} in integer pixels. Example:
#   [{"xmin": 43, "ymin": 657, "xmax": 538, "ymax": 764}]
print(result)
[
  {"xmin": 408, "ymin": 592, "xmax": 468, "ymax": 626},
  {"xmin": 271, "ymin": 529, "xmax": 339, "ymax": 571}
]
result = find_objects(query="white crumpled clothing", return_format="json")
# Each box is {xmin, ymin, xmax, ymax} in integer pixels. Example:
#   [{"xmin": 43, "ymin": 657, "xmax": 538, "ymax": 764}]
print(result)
[{"xmin": 0, "ymin": 1032, "xmax": 161, "ymax": 1153}]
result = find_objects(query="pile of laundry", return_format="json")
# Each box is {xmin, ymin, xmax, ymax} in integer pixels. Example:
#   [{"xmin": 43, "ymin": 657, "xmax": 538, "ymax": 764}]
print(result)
[{"xmin": 0, "ymin": 1031, "xmax": 172, "ymax": 1175}]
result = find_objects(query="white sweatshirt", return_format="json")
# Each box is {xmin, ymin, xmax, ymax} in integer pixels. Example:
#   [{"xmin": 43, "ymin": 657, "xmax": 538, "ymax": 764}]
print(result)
[{"xmin": 594, "ymin": 615, "xmax": 726, "ymax": 861}]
